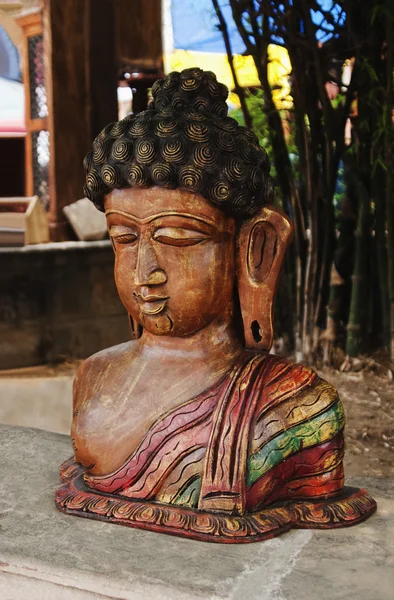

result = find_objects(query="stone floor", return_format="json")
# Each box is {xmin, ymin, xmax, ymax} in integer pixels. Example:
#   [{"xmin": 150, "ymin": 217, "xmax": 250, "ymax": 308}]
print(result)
[{"xmin": 1, "ymin": 425, "xmax": 393, "ymax": 600}]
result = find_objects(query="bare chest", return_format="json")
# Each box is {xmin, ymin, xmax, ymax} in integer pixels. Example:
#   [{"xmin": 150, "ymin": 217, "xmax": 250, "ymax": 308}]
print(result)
[{"xmin": 72, "ymin": 358, "xmax": 222, "ymax": 474}]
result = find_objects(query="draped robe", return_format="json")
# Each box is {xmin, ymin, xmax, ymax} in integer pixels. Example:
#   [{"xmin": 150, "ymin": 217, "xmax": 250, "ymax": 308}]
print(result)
[{"xmin": 56, "ymin": 351, "xmax": 376, "ymax": 543}]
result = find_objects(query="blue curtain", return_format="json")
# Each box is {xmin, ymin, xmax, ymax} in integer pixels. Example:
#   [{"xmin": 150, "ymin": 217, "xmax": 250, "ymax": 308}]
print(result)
[
  {"xmin": 171, "ymin": 0, "xmax": 246, "ymax": 54},
  {"xmin": 0, "ymin": 25, "xmax": 20, "ymax": 82}
]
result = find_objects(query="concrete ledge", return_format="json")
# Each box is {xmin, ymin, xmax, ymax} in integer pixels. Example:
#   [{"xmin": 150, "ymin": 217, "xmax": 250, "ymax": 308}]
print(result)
[
  {"xmin": 0, "ymin": 241, "xmax": 128, "ymax": 368},
  {"xmin": 0, "ymin": 240, "xmax": 112, "ymax": 253},
  {"xmin": 1, "ymin": 424, "xmax": 393, "ymax": 600}
]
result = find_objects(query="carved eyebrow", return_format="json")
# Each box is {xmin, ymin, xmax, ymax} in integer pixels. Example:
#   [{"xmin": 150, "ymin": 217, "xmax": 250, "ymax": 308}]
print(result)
[
  {"xmin": 105, "ymin": 209, "xmax": 218, "ymax": 228},
  {"xmin": 109, "ymin": 224, "xmax": 137, "ymax": 235},
  {"xmin": 153, "ymin": 226, "xmax": 211, "ymax": 239}
]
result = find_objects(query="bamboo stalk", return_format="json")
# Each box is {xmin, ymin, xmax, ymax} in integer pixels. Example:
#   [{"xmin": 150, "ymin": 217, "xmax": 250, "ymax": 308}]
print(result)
[
  {"xmin": 373, "ymin": 162, "xmax": 390, "ymax": 349},
  {"xmin": 228, "ymin": 1, "xmax": 307, "ymax": 348},
  {"xmin": 346, "ymin": 158, "xmax": 371, "ymax": 357},
  {"xmin": 385, "ymin": 0, "xmax": 394, "ymax": 361}
]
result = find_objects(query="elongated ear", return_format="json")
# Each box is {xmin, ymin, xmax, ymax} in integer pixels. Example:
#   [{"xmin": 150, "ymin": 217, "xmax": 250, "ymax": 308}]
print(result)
[{"xmin": 237, "ymin": 207, "xmax": 292, "ymax": 351}]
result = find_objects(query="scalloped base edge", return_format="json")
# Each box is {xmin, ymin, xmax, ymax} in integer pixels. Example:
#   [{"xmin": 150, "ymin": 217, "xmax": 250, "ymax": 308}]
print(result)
[{"xmin": 55, "ymin": 463, "xmax": 377, "ymax": 544}]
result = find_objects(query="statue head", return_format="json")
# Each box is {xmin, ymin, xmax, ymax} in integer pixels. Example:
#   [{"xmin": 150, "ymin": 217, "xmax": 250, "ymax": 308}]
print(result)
[{"xmin": 83, "ymin": 68, "xmax": 292, "ymax": 350}]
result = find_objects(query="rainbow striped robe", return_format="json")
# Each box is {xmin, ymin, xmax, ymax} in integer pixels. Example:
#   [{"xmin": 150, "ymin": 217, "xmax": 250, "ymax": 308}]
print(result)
[{"xmin": 82, "ymin": 351, "xmax": 345, "ymax": 515}]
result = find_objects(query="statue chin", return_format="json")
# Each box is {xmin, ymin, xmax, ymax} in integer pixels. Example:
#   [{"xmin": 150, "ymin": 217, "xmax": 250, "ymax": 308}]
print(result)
[
  {"xmin": 141, "ymin": 313, "xmax": 173, "ymax": 335},
  {"xmin": 55, "ymin": 68, "xmax": 377, "ymax": 543}
]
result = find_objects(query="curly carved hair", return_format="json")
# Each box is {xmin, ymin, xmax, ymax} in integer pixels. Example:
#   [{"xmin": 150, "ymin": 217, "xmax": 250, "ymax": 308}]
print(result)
[{"xmin": 83, "ymin": 68, "xmax": 274, "ymax": 221}]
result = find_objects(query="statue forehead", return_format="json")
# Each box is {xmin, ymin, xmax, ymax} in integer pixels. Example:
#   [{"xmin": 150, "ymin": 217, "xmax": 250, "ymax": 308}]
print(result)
[{"xmin": 104, "ymin": 187, "xmax": 233, "ymax": 229}]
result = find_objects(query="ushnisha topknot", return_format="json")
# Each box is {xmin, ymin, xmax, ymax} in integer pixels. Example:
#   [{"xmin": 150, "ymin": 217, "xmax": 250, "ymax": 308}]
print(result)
[{"xmin": 83, "ymin": 68, "xmax": 274, "ymax": 220}]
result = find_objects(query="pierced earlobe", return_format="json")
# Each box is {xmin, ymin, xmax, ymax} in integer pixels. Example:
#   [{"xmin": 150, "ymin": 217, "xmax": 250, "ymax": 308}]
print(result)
[{"xmin": 237, "ymin": 207, "xmax": 292, "ymax": 351}]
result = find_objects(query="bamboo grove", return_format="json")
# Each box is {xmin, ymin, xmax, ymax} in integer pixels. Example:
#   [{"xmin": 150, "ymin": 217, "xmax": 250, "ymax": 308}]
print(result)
[{"xmin": 212, "ymin": 0, "xmax": 394, "ymax": 365}]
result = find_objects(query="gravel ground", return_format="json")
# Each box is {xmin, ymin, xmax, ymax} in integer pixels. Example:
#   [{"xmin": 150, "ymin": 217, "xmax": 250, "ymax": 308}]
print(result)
[{"xmin": 319, "ymin": 368, "xmax": 394, "ymax": 478}]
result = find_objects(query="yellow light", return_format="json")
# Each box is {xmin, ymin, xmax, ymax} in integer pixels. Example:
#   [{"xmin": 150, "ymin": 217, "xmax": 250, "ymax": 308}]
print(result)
[{"xmin": 164, "ymin": 45, "xmax": 293, "ymax": 110}]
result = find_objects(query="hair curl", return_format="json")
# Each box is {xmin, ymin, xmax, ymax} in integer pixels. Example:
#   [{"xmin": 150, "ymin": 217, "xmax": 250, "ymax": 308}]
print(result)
[{"xmin": 84, "ymin": 68, "xmax": 274, "ymax": 221}]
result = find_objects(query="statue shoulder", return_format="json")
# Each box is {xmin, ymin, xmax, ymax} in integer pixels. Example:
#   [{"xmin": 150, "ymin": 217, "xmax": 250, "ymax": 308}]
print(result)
[
  {"xmin": 250, "ymin": 354, "xmax": 343, "ymax": 458},
  {"xmin": 246, "ymin": 355, "xmax": 345, "ymax": 509},
  {"xmin": 73, "ymin": 340, "xmax": 137, "ymax": 411},
  {"xmin": 254, "ymin": 353, "xmax": 339, "ymax": 404}
]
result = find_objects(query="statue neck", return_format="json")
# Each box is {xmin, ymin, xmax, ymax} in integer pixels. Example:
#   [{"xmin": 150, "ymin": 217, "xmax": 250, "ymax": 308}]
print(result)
[{"xmin": 138, "ymin": 307, "xmax": 242, "ymax": 364}]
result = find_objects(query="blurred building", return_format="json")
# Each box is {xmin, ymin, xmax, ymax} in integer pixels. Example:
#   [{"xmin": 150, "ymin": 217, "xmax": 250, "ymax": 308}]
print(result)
[
  {"xmin": 0, "ymin": 0, "xmax": 292, "ymax": 369},
  {"xmin": 0, "ymin": 0, "xmax": 163, "ymax": 368},
  {"xmin": 0, "ymin": 0, "xmax": 163, "ymax": 240}
]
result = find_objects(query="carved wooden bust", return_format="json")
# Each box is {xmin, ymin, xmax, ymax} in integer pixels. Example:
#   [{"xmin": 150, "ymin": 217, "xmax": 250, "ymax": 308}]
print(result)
[{"xmin": 55, "ymin": 68, "xmax": 376, "ymax": 542}]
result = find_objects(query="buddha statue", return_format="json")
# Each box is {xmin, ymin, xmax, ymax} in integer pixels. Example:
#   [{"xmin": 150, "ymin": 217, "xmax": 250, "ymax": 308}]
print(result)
[{"xmin": 55, "ymin": 68, "xmax": 376, "ymax": 543}]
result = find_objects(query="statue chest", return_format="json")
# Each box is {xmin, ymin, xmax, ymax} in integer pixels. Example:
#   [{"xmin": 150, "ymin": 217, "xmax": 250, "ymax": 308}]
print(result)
[{"xmin": 71, "ymin": 366, "xmax": 219, "ymax": 476}]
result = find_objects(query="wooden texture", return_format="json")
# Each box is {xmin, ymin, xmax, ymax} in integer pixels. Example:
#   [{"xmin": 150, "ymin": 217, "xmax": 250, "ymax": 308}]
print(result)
[
  {"xmin": 57, "ymin": 187, "xmax": 376, "ymax": 542},
  {"xmin": 25, "ymin": 195, "xmax": 50, "ymax": 243},
  {"xmin": 0, "ymin": 196, "xmax": 49, "ymax": 244},
  {"xmin": 113, "ymin": 0, "xmax": 163, "ymax": 69},
  {"xmin": 237, "ymin": 206, "xmax": 292, "ymax": 350},
  {"xmin": 56, "ymin": 467, "xmax": 376, "ymax": 543},
  {"xmin": 56, "ymin": 69, "xmax": 376, "ymax": 542},
  {"xmin": 87, "ymin": 0, "xmax": 118, "ymax": 139},
  {"xmin": 66, "ymin": 350, "xmax": 346, "ymax": 507},
  {"xmin": 15, "ymin": 11, "xmax": 45, "ymax": 200},
  {"xmin": 43, "ymin": 0, "xmax": 117, "ymax": 241}
]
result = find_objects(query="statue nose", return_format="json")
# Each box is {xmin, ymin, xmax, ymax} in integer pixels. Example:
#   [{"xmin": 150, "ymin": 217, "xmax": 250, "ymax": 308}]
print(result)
[
  {"xmin": 135, "ymin": 238, "xmax": 167, "ymax": 286},
  {"xmin": 143, "ymin": 270, "xmax": 167, "ymax": 285}
]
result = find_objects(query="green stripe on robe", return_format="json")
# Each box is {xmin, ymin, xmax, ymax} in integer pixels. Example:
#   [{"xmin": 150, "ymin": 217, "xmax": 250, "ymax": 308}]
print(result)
[
  {"xmin": 172, "ymin": 475, "xmax": 201, "ymax": 508},
  {"xmin": 247, "ymin": 400, "xmax": 345, "ymax": 486}
]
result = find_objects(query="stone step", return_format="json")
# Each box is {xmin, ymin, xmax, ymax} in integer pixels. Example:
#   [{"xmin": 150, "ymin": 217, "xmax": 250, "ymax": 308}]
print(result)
[{"xmin": 1, "ymin": 425, "xmax": 393, "ymax": 600}]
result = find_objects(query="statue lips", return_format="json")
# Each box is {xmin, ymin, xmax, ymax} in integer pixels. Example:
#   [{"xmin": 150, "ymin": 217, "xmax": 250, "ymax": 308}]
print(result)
[{"xmin": 135, "ymin": 293, "xmax": 169, "ymax": 316}]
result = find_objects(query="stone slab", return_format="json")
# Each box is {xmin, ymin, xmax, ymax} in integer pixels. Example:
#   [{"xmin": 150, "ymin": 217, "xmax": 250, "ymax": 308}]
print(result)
[
  {"xmin": 63, "ymin": 199, "xmax": 108, "ymax": 241},
  {"xmin": 0, "ymin": 424, "xmax": 393, "ymax": 600}
]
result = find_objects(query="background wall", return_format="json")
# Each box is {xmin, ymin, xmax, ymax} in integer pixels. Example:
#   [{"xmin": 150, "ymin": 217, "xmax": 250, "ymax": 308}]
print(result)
[{"xmin": 0, "ymin": 241, "xmax": 129, "ymax": 368}]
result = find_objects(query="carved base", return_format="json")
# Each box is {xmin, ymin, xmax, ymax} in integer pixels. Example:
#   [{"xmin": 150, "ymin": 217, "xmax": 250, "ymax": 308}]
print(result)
[{"xmin": 55, "ymin": 461, "xmax": 377, "ymax": 544}]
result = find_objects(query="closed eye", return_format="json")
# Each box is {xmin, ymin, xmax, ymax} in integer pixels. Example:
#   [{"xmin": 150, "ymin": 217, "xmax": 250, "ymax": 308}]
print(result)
[
  {"xmin": 153, "ymin": 227, "xmax": 209, "ymax": 247},
  {"xmin": 111, "ymin": 232, "xmax": 138, "ymax": 245}
]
